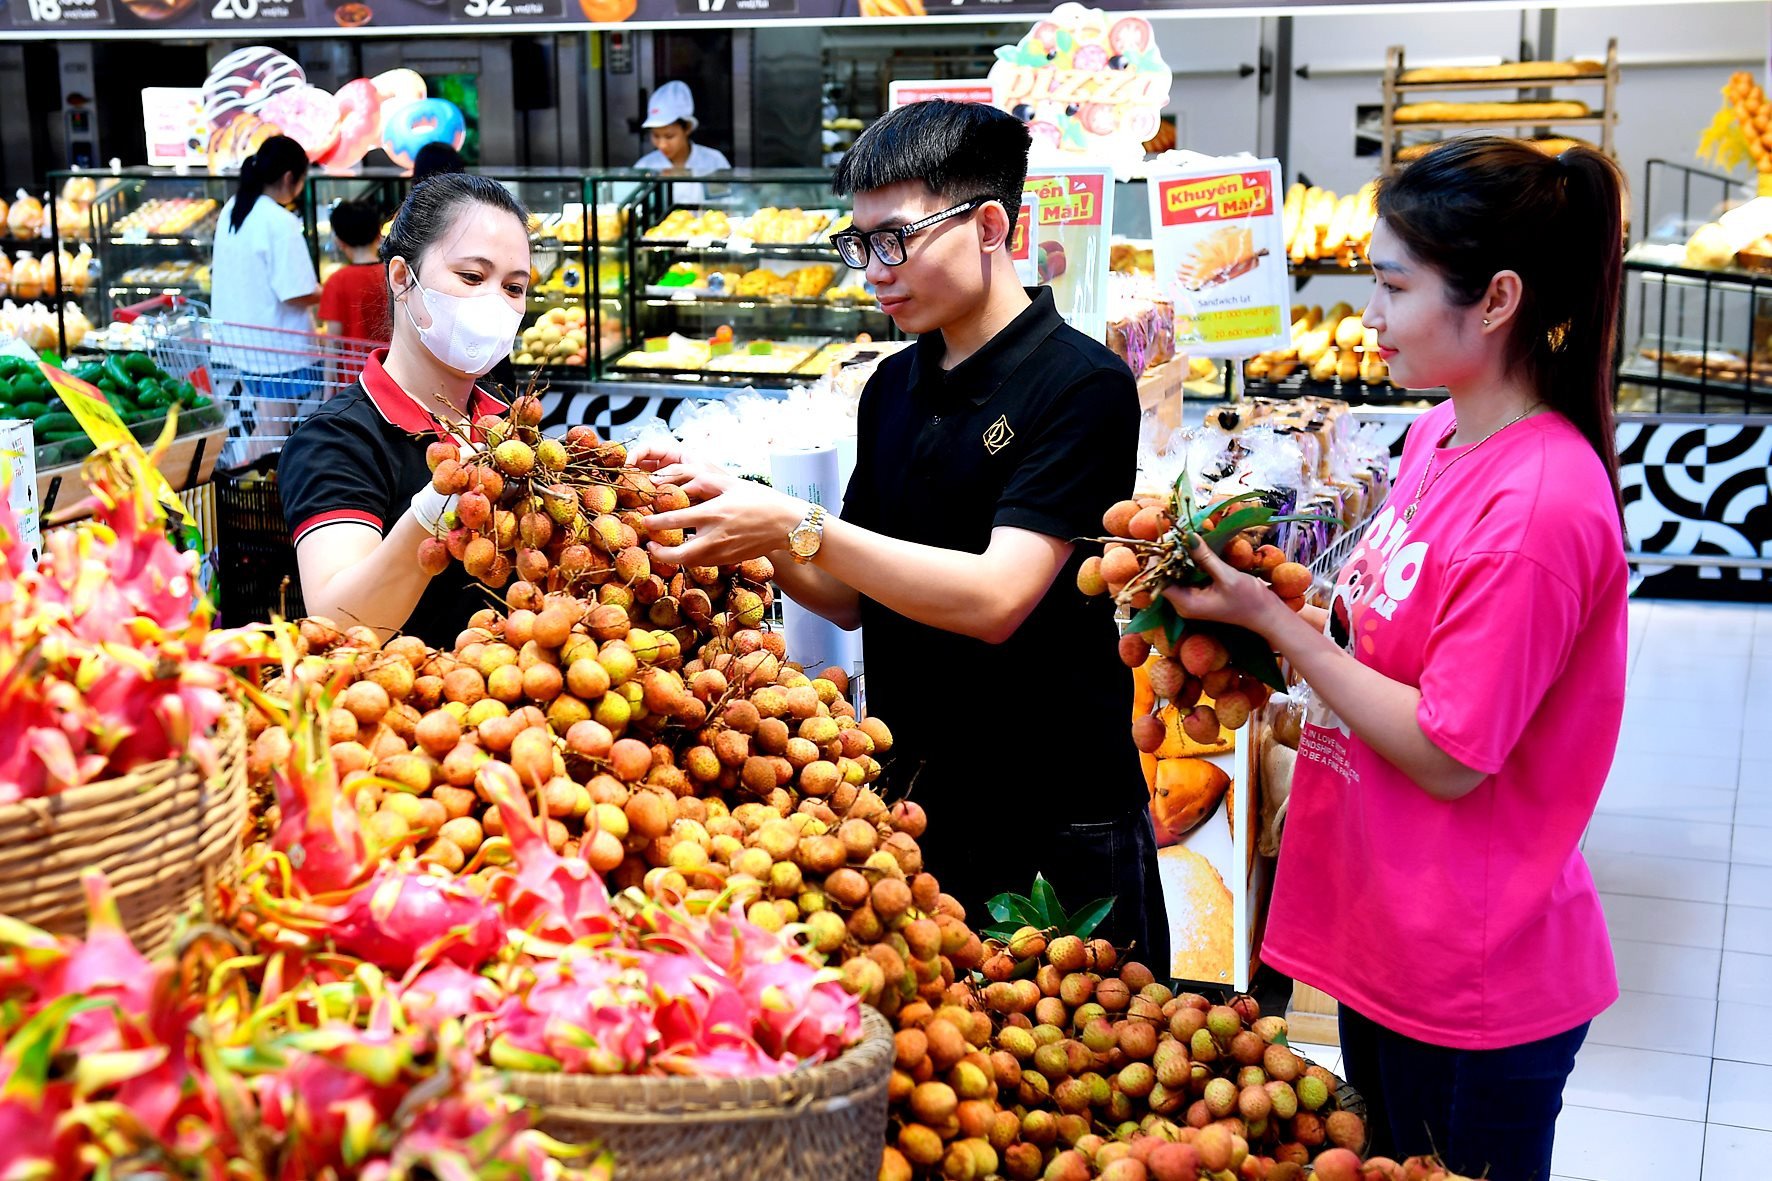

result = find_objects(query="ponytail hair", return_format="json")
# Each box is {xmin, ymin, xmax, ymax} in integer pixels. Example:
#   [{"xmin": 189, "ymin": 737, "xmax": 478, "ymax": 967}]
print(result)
[
  {"xmin": 1377, "ymin": 137, "xmax": 1626, "ymax": 520},
  {"xmin": 229, "ymin": 134, "xmax": 310, "ymax": 233}
]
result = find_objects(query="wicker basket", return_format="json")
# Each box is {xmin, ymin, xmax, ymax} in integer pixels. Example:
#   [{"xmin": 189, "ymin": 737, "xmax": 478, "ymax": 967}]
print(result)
[
  {"xmin": 0, "ymin": 706, "xmax": 248, "ymax": 958},
  {"xmin": 507, "ymin": 1006, "xmax": 895, "ymax": 1181}
]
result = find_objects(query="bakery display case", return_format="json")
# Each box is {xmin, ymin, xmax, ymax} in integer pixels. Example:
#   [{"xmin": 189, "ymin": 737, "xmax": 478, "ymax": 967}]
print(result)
[
  {"xmin": 602, "ymin": 169, "xmax": 894, "ymax": 389},
  {"xmin": 51, "ymin": 169, "xmax": 229, "ymax": 325},
  {"xmin": 1378, "ymin": 39, "xmax": 1619, "ymax": 175},
  {"xmin": 1619, "ymin": 158, "xmax": 1772, "ymax": 415},
  {"xmin": 308, "ymin": 170, "xmax": 628, "ymax": 384}
]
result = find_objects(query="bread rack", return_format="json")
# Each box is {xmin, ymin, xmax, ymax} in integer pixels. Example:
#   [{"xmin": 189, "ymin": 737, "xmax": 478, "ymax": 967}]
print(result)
[{"xmin": 1379, "ymin": 37, "xmax": 1619, "ymax": 174}]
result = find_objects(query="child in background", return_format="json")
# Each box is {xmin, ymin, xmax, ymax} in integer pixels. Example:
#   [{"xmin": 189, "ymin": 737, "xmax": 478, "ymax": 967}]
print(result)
[{"xmin": 319, "ymin": 200, "xmax": 390, "ymax": 342}]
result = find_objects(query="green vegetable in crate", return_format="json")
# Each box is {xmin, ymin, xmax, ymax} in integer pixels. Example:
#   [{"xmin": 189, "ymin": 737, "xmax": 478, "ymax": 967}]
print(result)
[
  {"xmin": 0, "ymin": 357, "xmax": 25, "ymax": 380},
  {"xmin": 14, "ymin": 401, "xmax": 47, "ymax": 420},
  {"xmin": 121, "ymin": 353, "xmax": 157, "ymax": 379},
  {"xmin": 35, "ymin": 411, "xmax": 83, "ymax": 441}
]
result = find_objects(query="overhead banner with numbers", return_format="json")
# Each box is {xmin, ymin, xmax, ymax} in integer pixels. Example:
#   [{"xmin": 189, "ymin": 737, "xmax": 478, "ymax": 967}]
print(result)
[{"xmin": 1, "ymin": 0, "xmax": 1525, "ymax": 36}]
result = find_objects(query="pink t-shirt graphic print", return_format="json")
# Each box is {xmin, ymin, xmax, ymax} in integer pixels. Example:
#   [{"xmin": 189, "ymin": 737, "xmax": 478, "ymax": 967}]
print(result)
[{"xmin": 1263, "ymin": 400, "xmax": 1628, "ymax": 1050}]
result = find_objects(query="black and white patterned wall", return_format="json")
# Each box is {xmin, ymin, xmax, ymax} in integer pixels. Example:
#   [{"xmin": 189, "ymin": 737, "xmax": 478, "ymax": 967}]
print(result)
[
  {"xmin": 1363, "ymin": 410, "xmax": 1772, "ymax": 601},
  {"xmin": 538, "ymin": 384, "xmax": 697, "ymax": 438},
  {"xmin": 1618, "ymin": 416, "xmax": 1772, "ymax": 600}
]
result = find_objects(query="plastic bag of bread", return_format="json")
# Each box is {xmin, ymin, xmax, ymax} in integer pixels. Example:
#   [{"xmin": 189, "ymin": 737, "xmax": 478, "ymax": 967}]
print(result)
[{"xmin": 1257, "ymin": 692, "xmax": 1304, "ymax": 857}]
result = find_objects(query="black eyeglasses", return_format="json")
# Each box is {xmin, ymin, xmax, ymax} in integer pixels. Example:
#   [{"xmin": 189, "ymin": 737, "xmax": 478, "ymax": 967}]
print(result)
[{"xmin": 829, "ymin": 197, "xmax": 990, "ymax": 268}]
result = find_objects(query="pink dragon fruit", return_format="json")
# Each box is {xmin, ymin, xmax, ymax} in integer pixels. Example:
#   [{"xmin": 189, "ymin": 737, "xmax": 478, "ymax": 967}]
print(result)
[
  {"xmin": 258, "ymin": 862, "xmax": 505, "ymax": 973},
  {"xmin": 267, "ymin": 716, "xmax": 373, "ymax": 897},
  {"xmin": 0, "ymin": 449, "xmax": 275, "ymax": 803},
  {"xmin": 479, "ymin": 762, "xmax": 615, "ymax": 943},
  {"xmin": 397, "ymin": 961, "xmax": 501, "ymax": 1029},
  {"xmin": 486, "ymin": 953, "xmax": 657, "ymax": 1074}
]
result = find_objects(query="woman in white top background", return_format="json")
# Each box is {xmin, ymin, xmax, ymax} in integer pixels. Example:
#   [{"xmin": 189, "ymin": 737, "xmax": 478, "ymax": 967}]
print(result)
[
  {"xmin": 209, "ymin": 135, "xmax": 321, "ymax": 465},
  {"xmin": 634, "ymin": 81, "xmax": 732, "ymax": 206}
]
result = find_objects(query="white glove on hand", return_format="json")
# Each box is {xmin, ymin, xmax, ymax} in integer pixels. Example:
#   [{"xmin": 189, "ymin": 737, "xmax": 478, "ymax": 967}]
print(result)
[
  {"xmin": 409, "ymin": 439, "xmax": 485, "ymax": 538},
  {"xmin": 410, "ymin": 483, "xmax": 455, "ymax": 538}
]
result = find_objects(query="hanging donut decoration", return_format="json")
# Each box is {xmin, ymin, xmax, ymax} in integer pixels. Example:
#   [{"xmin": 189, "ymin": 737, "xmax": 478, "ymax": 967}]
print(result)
[
  {"xmin": 202, "ymin": 46, "xmax": 306, "ymax": 132},
  {"xmin": 382, "ymin": 99, "xmax": 467, "ymax": 172}
]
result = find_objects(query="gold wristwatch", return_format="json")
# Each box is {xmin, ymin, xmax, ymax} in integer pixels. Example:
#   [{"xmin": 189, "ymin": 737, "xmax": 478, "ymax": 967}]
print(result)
[{"xmin": 788, "ymin": 503, "xmax": 827, "ymax": 564}]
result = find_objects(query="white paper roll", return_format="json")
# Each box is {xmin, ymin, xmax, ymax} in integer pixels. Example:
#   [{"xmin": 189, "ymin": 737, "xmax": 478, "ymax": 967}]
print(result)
[{"xmin": 769, "ymin": 445, "xmax": 860, "ymax": 677}]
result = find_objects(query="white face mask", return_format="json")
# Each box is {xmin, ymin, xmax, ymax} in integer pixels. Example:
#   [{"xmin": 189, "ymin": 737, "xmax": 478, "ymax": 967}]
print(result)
[{"xmin": 397, "ymin": 261, "xmax": 523, "ymax": 378}]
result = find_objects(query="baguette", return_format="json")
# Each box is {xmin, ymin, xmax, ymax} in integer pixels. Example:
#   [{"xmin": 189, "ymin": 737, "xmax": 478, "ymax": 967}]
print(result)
[
  {"xmin": 1397, "ymin": 59, "xmax": 1603, "ymax": 84},
  {"xmin": 1393, "ymin": 99, "xmax": 1591, "ymax": 124}
]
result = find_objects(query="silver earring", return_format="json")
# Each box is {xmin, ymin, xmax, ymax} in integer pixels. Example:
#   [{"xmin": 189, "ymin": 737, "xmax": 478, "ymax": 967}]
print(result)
[{"xmin": 1483, "ymin": 318, "xmax": 1491, "ymax": 326}]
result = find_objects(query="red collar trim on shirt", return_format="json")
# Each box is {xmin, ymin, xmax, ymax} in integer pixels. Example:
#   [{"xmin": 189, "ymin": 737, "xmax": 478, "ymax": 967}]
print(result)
[{"xmin": 360, "ymin": 350, "xmax": 509, "ymax": 438}]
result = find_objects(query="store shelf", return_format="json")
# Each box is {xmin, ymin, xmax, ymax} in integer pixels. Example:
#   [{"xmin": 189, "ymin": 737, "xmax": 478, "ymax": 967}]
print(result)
[
  {"xmin": 639, "ymin": 295, "xmax": 884, "ymax": 313},
  {"xmin": 1380, "ymin": 38, "xmax": 1619, "ymax": 174},
  {"xmin": 638, "ymin": 240, "xmax": 841, "ymax": 260},
  {"xmin": 1625, "ymin": 254, "xmax": 1772, "ymax": 293},
  {"xmin": 106, "ymin": 235, "xmax": 212, "ymax": 247},
  {"xmin": 1389, "ymin": 115, "xmax": 1612, "ymax": 131},
  {"xmin": 1241, "ymin": 370, "xmax": 1447, "ymax": 407}
]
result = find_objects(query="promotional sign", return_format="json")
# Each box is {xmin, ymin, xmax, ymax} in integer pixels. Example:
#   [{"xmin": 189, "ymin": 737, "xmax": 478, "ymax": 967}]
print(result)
[
  {"xmin": 1147, "ymin": 156, "xmax": 1290, "ymax": 358},
  {"xmin": 197, "ymin": 50, "xmax": 465, "ymax": 174},
  {"xmin": 141, "ymin": 88, "xmax": 208, "ymax": 167},
  {"xmin": 990, "ymin": 3, "xmax": 1171, "ymax": 174},
  {"xmin": 0, "ymin": 0, "xmax": 1544, "ymax": 36},
  {"xmin": 1012, "ymin": 167, "xmax": 1112, "ymax": 343},
  {"xmin": 1151, "ymin": 716, "xmax": 1261, "ymax": 991},
  {"xmin": 886, "ymin": 79, "xmax": 995, "ymax": 110}
]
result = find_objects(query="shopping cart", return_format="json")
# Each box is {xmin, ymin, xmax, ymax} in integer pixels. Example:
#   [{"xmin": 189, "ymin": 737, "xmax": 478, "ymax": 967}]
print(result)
[{"xmin": 116, "ymin": 296, "xmax": 383, "ymax": 469}]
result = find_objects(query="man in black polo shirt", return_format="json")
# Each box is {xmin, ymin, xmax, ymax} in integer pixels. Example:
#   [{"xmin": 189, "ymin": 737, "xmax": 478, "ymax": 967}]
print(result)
[{"xmin": 637, "ymin": 101, "xmax": 1166, "ymax": 964}]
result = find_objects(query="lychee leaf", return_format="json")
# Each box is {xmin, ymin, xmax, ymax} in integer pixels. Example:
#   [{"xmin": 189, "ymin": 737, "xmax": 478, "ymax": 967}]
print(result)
[
  {"xmin": 1216, "ymin": 625, "xmax": 1287, "ymax": 693},
  {"xmin": 1066, "ymin": 896, "xmax": 1116, "ymax": 940},
  {"xmin": 982, "ymin": 923, "xmax": 1023, "ymax": 942},
  {"xmin": 1202, "ymin": 507, "xmax": 1274, "ymax": 550},
  {"xmin": 1163, "ymin": 609, "xmax": 1188, "ymax": 650},
  {"xmin": 987, "ymin": 891, "xmax": 1040, "ymax": 924},
  {"xmin": 1125, "ymin": 601, "xmax": 1170, "ymax": 637},
  {"xmin": 1030, "ymin": 874, "xmax": 1063, "ymax": 927},
  {"xmin": 1190, "ymin": 491, "xmax": 1266, "ymax": 531}
]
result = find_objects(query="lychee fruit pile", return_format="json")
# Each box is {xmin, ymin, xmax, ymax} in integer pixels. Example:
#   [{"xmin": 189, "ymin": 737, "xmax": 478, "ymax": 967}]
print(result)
[
  {"xmin": 1077, "ymin": 487, "xmax": 1322, "ymax": 750},
  {"xmin": 419, "ymin": 391, "xmax": 718, "ymax": 614}
]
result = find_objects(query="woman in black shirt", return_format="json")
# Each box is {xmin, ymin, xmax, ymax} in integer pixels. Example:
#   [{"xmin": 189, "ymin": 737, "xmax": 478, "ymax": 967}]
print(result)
[{"xmin": 279, "ymin": 173, "xmax": 530, "ymax": 647}]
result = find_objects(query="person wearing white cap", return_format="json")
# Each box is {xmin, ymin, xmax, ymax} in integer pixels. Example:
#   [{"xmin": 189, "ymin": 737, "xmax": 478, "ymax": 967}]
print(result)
[{"xmin": 635, "ymin": 80, "xmax": 732, "ymax": 206}]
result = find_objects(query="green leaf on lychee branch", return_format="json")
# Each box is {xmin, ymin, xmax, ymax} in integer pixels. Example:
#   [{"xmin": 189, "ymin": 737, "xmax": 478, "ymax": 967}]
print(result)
[
  {"xmin": 1124, "ymin": 600, "xmax": 1172, "ymax": 638},
  {"xmin": 1188, "ymin": 489, "xmax": 1264, "ymax": 531},
  {"xmin": 1066, "ymin": 895, "xmax": 1116, "ymax": 941},
  {"xmin": 1030, "ymin": 874, "xmax": 1064, "ymax": 928},
  {"xmin": 1201, "ymin": 506, "xmax": 1274, "ymax": 551},
  {"xmin": 982, "ymin": 923, "xmax": 1024, "ymax": 943},
  {"xmin": 987, "ymin": 892, "xmax": 1041, "ymax": 925},
  {"xmin": 1162, "ymin": 608, "xmax": 1186, "ymax": 651},
  {"xmin": 1215, "ymin": 625, "xmax": 1288, "ymax": 693}
]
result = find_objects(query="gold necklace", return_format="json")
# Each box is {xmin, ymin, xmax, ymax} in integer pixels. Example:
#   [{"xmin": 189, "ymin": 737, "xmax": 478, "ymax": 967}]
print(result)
[{"xmin": 1403, "ymin": 403, "xmax": 1542, "ymax": 523}]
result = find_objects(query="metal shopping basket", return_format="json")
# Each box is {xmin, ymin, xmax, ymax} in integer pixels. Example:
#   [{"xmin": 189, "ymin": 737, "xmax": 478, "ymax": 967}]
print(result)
[{"xmin": 118, "ymin": 296, "xmax": 383, "ymax": 469}]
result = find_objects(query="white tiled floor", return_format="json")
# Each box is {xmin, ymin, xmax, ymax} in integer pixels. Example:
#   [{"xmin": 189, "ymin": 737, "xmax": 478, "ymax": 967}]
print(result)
[{"xmin": 1547, "ymin": 597, "xmax": 1772, "ymax": 1181}]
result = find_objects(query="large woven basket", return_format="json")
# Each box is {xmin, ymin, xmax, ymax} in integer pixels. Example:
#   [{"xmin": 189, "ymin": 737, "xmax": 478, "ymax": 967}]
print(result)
[
  {"xmin": 507, "ymin": 1006, "xmax": 895, "ymax": 1181},
  {"xmin": 0, "ymin": 706, "xmax": 248, "ymax": 958}
]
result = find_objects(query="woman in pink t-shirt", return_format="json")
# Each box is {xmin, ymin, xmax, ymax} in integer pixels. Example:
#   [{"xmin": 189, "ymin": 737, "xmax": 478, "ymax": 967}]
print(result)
[{"xmin": 1168, "ymin": 137, "xmax": 1629, "ymax": 1180}]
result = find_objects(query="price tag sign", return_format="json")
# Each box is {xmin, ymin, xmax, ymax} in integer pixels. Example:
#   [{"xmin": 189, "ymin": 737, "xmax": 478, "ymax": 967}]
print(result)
[
  {"xmin": 10, "ymin": 0, "xmax": 115, "ymax": 30},
  {"xmin": 199, "ymin": 0, "xmax": 306, "ymax": 22},
  {"xmin": 674, "ymin": 0, "xmax": 797, "ymax": 12},
  {"xmin": 39, "ymin": 363, "xmax": 197, "ymax": 529},
  {"xmin": 448, "ymin": 0, "xmax": 565, "ymax": 22}
]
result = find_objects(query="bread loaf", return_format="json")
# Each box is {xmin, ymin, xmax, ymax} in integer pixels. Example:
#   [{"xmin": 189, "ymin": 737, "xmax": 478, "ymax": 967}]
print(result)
[
  {"xmin": 1393, "ymin": 99, "xmax": 1591, "ymax": 124},
  {"xmin": 1397, "ymin": 59, "xmax": 1603, "ymax": 84}
]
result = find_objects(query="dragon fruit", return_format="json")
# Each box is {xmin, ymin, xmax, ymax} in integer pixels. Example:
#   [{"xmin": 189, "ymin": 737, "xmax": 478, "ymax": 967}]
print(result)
[
  {"xmin": 479, "ymin": 761, "xmax": 615, "ymax": 943},
  {"xmin": 0, "ymin": 442, "xmax": 275, "ymax": 803},
  {"xmin": 487, "ymin": 951, "xmax": 657, "ymax": 1074}
]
